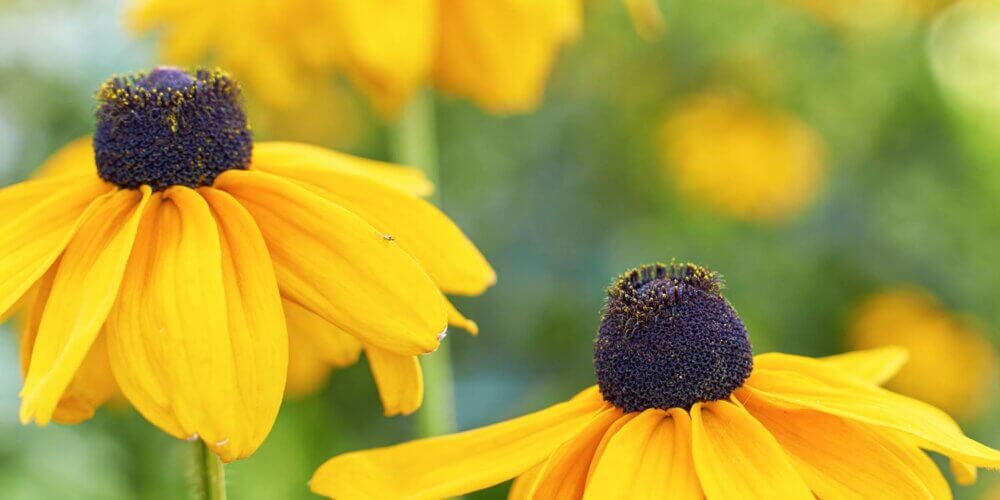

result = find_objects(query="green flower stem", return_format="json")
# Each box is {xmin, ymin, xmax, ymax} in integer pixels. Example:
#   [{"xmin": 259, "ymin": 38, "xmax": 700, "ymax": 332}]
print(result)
[
  {"xmin": 391, "ymin": 90, "xmax": 458, "ymax": 437},
  {"xmin": 191, "ymin": 441, "xmax": 227, "ymax": 500}
]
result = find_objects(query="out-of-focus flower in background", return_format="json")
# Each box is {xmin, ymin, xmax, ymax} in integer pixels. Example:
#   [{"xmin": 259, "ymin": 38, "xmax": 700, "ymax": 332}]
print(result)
[
  {"xmin": 129, "ymin": 0, "xmax": 582, "ymax": 117},
  {"xmin": 848, "ymin": 288, "xmax": 997, "ymax": 421},
  {"xmin": 623, "ymin": 0, "xmax": 666, "ymax": 40},
  {"xmin": 659, "ymin": 92, "xmax": 826, "ymax": 222}
]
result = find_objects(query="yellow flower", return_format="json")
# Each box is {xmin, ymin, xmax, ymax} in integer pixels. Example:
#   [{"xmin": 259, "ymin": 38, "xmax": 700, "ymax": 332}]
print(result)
[
  {"xmin": 311, "ymin": 263, "xmax": 999, "ymax": 499},
  {"xmin": 849, "ymin": 288, "xmax": 997, "ymax": 420},
  {"xmin": 660, "ymin": 93, "xmax": 825, "ymax": 222},
  {"xmin": 129, "ymin": 0, "xmax": 582, "ymax": 116},
  {"xmin": 2, "ymin": 67, "xmax": 494, "ymax": 461}
]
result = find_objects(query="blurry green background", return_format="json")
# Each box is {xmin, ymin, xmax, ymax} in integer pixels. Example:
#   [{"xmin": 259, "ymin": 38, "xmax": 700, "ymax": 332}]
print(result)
[{"xmin": 1, "ymin": 0, "xmax": 999, "ymax": 498}]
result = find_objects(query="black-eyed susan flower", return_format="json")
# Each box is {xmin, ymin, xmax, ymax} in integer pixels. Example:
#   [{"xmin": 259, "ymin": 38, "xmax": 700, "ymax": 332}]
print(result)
[
  {"xmin": 129, "ymin": 0, "xmax": 582, "ymax": 116},
  {"xmin": 660, "ymin": 92, "xmax": 825, "ymax": 222},
  {"xmin": 3, "ymin": 67, "xmax": 494, "ymax": 461},
  {"xmin": 312, "ymin": 263, "xmax": 999, "ymax": 499},
  {"xmin": 849, "ymin": 288, "xmax": 997, "ymax": 421}
]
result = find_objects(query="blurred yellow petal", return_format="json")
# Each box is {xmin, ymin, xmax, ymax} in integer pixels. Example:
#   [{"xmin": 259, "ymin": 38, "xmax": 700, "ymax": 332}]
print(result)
[
  {"xmin": 310, "ymin": 391, "xmax": 606, "ymax": 499},
  {"xmin": 201, "ymin": 187, "xmax": 288, "ymax": 459},
  {"xmin": 0, "ymin": 178, "xmax": 111, "ymax": 318},
  {"xmin": 624, "ymin": 0, "xmax": 667, "ymax": 39},
  {"xmin": 330, "ymin": 0, "xmax": 437, "ymax": 115},
  {"xmin": 284, "ymin": 299, "xmax": 363, "ymax": 397},
  {"xmin": 530, "ymin": 407, "xmax": 622, "ymax": 499},
  {"xmin": 584, "ymin": 408, "xmax": 701, "ymax": 500},
  {"xmin": 744, "ymin": 356, "xmax": 1000, "ymax": 469},
  {"xmin": 818, "ymin": 346, "xmax": 909, "ymax": 385},
  {"xmin": 690, "ymin": 400, "xmax": 812, "ymax": 499},
  {"xmin": 365, "ymin": 347, "xmax": 423, "ymax": 416},
  {"xmin": 216, "ymin": 169, "xmax": 446, "ymax": 356},
  {"xmin": 743, "ymin": 397, "xmax": 938, "ymax": 498},
  {"xmin": 20, "ymin": 187, "xmax": 148, "ymax": 425},
  {"xmin": 433, "ymin": 0, "xmax": 581, "ymax": 113},
  {"xmin": 30, "ymin": 137, "xmax": 95, "ymax": 179},
  {"xmin": 257, "ymin": 156, "xmax": 495, "ymax": 295},
  {"xmin": 106, "ymin": 189, "xmax": 244, "ymax": 458},
  {"xmin": 252, "ymin": 142, "xmax": 433, "ymax": 197}
]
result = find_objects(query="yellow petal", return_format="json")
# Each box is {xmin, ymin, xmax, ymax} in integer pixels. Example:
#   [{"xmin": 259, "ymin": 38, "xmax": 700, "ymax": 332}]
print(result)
[
  {"xmin": 20, "ymin": 187, "xmax": 149, "ymax": 425},
  {"xmin": 880, "ymin": 431, "xmax": 953, "ymax": 499},
  {"xmin": 283, "ymin": 299, "xmax": 363, "ymax": 397},
  {"xmin": 252, "ymin": 141, "xmax": 433, "ymax": 196},
  {"xmin": 818, "ymin": 346, "xmax": 910, "ymax": 385},
  {"xmin": 586, "ymin": 412, "xmax": 638, "ymax": 480},
  {"xmin": 691, "ymin": 400, "xmax": 813, "ymax": 499},
  {"xmin": 0, "ymin": 178, "xmax": 112, "ymax": 318},
  {"xmin": 584, "ymin": 408, "xmax": 701, "ymax": 500},
  {"xmin": 254, "ymin": 157, "xmax": 495, "ymax": 295},
  {"xmin": 31, "ymin": 137, "xmax": 95, "ymax": 179},
  {"xmin": 201, "ymin": 187, "xmax": 288, "ymax": 459},
  {"xmin": 744, "ymin": 355, "xmax": 1000, "ymax": 469},
  {"xmin": 19, "ymin": 262, "xmax": 119, "ymax": 424},
  {"xmin": 310, "ymin": 390, "xmax": 606, "ymax": 499},
  {"xmin": 447, "ymin": 297, "xmax": 479, "ymax": 335},
  {"xmin": 530, "ymin": 407, "xmax": 622, "ymax": 499},
  {"xmin": 329, "ymin": 0, "xmax": 436, "ymax": 115},
  {"xmin": 508, "ymin": 464, "xmax": 543, "ymax": 500},
  {"xmin": 624, "ymin": 0, "xmax": 667, "ymax": 40},
  {"xmin": 365, "ymin": 346, "xmax": 423, "ymax": 417},
  {"xmin": 105, "ymin": 188, "xmax": 242, "ymax": 458},
  {"xmin": 951, "ymin": 459, "xmax": 977, "ymax": 485},
  {"xmin": 215, "ymin": 169, "xmax": 446, "ymax": 356},
  {"xmin": 742, "ymin": 396, "xmax": 939, "ymax": 498}
]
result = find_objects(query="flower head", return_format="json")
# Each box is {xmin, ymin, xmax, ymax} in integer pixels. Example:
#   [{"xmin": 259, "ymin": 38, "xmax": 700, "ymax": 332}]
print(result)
[
  {"xmin": 312, "ymin": 263, "xmax": 1000, "ymax": 499},
  {"xmin": 3, "ymin": 67, "xmax": 494, "ymax": 461},
  {"xmin": 129, "ymin": 0, "xmax": 582, "ymax": 116},
  {"xmin": 849, "ymin": 288, "xmax": 997, "ymax": 420},
  {"xmin": 660, "ymin": 93, "xmax": 825, "ymax": 222}
]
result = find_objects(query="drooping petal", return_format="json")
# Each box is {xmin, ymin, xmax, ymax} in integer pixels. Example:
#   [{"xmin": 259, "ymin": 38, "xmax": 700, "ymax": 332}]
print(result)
[
  {"xmin": 106, "ymin": 187, "xmax": 243, "ymax": 459},
  {"xmin": 215, "ymin": 169, "xmax": 446, "ymax": 356},
  {"xmin": 310, "ymin": 390, "xmax": 606, "ymax": 499},
  {"xmin": 446, "ymin": 297, "xmax": 479, "ymax": 335},
  {"xmin": 365, "ymin": 346, "xmax": 423, "ymax": 416},
  {"xmin": 744, "ymin": 355, "xmax": 1000, "ymax": 469},
  {"xmin": 508, "ymin": 464, "xmax": 543, "ymax": 500},
  {"xmin": 284, "ymin": 299, "xmax": 363, "ymax": 397},
  {"xmin": 584, "ymin": 408, "xmax": 701, "ymax": 500},
  {"xmin": 253, "ymin": 158, "xmax": 495, "ymax": 296},
  {"xmin": 19, "ymin": 261, "xmax": 119, "ymax": 424},
  {"xmin": 201, "ymin": 187, "xmax": 288, "ymax": 459},
  {"xmin": 529, "ymin": 407, "xmax": 622, "ymax": 499},
  {"xmin": 742, "ymin": 396, "xmax": 937, "ymax": 498},
  {"xmin": 252, "ymin": 142, "xmax": 433, "ymax": 196},
  {"xmin": 690, "ymin": 400, "xmax": 812, "ymax": 499},
  {"xmin": 20, "ymin": 187, "xmax": 149, "ymax": 425},
  {"xmin": 0, "ymin": 178, "xmax": 112, "ymax": 318},
  {"xmin": 819, "ymin": 346, "xmax": 910, "ymax": 385}
]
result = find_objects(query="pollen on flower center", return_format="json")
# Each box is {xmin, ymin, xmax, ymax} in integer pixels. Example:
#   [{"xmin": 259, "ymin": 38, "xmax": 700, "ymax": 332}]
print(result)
[
  {"xmin": 93, "ymin": 67, "xmax": 252, "ymax": 191},
  {"xmin": 594, "ymin": 263, "xmax": 753, "ymax": 412}
]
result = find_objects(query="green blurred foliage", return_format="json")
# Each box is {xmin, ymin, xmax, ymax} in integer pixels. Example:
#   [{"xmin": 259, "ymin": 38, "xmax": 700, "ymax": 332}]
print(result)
[{"xmin": 0, "ymin": 0, "xmax": 997, "ymax": 498}]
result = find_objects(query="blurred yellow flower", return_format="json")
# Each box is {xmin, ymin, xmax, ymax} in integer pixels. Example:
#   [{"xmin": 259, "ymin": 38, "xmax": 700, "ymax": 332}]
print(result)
[
  {"xmin": 3, "ymin": 68, "xmax": 495, "ymax": 461},
  {"xmin": 623, "ymin": 0, "xmax": 667, "ymax": 39},
  {"xmin": 849, "ymin": 288, "xmax": 997, "ymax": 420},
  {"xmin": 130, "ymin": 0, "xmax": 582, "ymax": 116},
  {"xmin": 660, "ymin": 93, "xmax": 826, "ymax": 222}
]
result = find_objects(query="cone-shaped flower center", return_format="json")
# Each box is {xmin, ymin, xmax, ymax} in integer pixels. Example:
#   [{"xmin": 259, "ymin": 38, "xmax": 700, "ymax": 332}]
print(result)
[
  {"xmin": 94, "ymin": 67, "xmax": 252, "ymax": 190},
  {"xmin": 594, "ymin": 263, "xmax": 753, "ymax": 412}
]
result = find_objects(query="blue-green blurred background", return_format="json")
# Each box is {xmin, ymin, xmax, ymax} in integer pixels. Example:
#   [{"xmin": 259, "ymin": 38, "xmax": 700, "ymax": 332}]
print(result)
[{"xmin": 1, "ymin": 0, "xmax": 999, "ymax": 498}]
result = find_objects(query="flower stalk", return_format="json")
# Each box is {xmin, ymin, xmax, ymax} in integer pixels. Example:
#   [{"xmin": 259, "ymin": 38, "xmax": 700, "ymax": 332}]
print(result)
[
  {"xmin": 391, "ymin": 90, "xmax": 458, "ymax": 436},
  {"xmin": 191, "ymin": 441, "xmax": 227, "ymax": 500}
]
